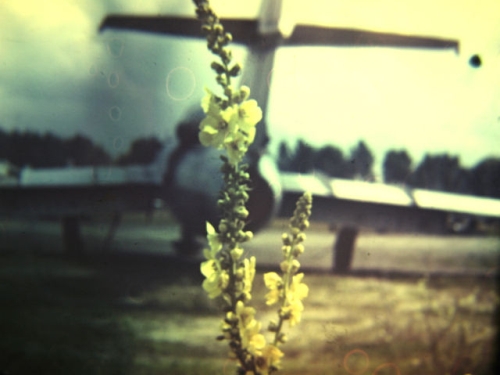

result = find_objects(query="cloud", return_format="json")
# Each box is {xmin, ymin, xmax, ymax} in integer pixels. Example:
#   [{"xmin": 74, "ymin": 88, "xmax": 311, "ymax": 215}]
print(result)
[
  {"xmin": 0, "ymin": 0, "xmax": 211, "ymax": 156},
  {"xmin": 0, "ymin": 0, "xmax": 498, "ymax": 167}
]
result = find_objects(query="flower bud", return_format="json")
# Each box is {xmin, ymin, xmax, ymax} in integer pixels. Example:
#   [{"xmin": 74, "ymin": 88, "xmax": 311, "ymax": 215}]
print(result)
[
  {"xmin": 230, "ymin": 247, "xmax": 244, "ymax": 261},
  {"xmin": 237, "ymin": 190, "xmax": 249, "ymax": 201},
  {"xmin": 281, "ymin": 233, "xmax": 291, "ymax": 245},
  {"xmin": 220, "ymin": 48, "xmax": 232, "ymax": 63},
  {"xmin": 290, "ymin": 259, "xmax": 301, "ymax": 273},
  {"xmin": 296, "ymin": 233, "xmax": 306, "ymax": 243},
  {"xmin": 282, "ymin": 245, "xmax": 291, "ymax": 256},
  {"xmin": 234, "ymin": 206, "xmax": 249, "ymax": 218},
  {"xmin": 293, "ymin": 243, "xmax": 305, "ymax": 256},
  {"xmin": 244, "ymin": 231, "xmax": 253, "ymax": 241},
  {"xmin": 239, "ymin": 86, "xmax": 250, "ymax": 101},
  {"xmin": 268, "ymin": 321, "xmax": 278, "ymax": 332},
  {"xmin": 277, "ymin": 333, "xmax": 288, "ymax": 343},
  {"xmin": 219, "ymin": 221, "xmax": 228, "ymax": 233},
  {"xmin": 224, "ymin": 85, "xmax": 233, "ymax": 99},
  {"xmin": 280, "ymin": 260, "xmax": 290, "ymax": 272},
  {"xmin": 300, "ymin": 220, "xmax": 310, "ymax": 230},
  {"xmin": 229, "ymin": 63, "xmax": 241, "ymax": 77},
  {"xmin": 216, "ymin": 74, "xmax": 227, "ymax": 86},
  {"xmin": 234, "ymin": 269, "xmax": 244, "ymax": 280},
  {"xmin": 241, "ymin": 291, "xmax": 252, "ymax": 302},
  {"xmin": 214, "ymin": 24, "xmax": 224, "ymax": 34},
  {"xmin": 239, "ymin": 171, "xmax": 250, "ymax": 180}
]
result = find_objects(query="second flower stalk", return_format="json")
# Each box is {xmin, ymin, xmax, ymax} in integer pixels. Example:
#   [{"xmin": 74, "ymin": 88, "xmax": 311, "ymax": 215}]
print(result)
[{"xmin": 200, "ymin": 162, "xmax": 313, "ymax": 374}]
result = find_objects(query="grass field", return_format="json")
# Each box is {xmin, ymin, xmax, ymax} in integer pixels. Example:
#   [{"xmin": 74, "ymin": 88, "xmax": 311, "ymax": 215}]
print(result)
[{"xmin": 0, "ymin": 217, "xmax": 498, "ymax": 374}]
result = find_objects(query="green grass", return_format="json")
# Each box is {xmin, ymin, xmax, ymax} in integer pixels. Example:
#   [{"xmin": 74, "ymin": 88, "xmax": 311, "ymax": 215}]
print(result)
[{"xmin": 0, "ymin": 227, "xmax": 497, "ymax": 375}]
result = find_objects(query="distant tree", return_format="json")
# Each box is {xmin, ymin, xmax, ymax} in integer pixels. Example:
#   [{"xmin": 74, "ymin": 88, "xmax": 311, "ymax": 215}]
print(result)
[
  {"xmin": 3, "ymin": 131, "xmax": 65, "ymax": 167},
  {"xmin": 469, "ymin": 158, "xmax": 500, "ymax": 198},
  {"xmin": 0, "ymin": 131, "xmax": 110, "ymax": 168},
  {"xmin": 116, "ymin": 137, "xmax": 163, "ymax": 165},
  {"xmin": 313, "ymin": 144, "xmax": 350, "ymax": 178},
  {"xmin": 0, "ymin": 128, "xmax": 8, "ymax": 157},
  {"xmin": 349, "ymin": 140, "xmax": 374, "ymax": 180},
  {"xmin": 383, "ymin": 149, "xmax": 412, "ymax": 184},
  {"xmin": 409, "ymin": 153, "xmax": 470, "ymax": 193},
  {"xmin": 64, "ymin": 135, "xmax": 111, "ymax": 166},
  {"xmin": 277, "ymin": 141, "xmax": 294, "ymax": 172},
  {"xmin": 287, "ymin": 139, "xmax": 316, "ymax": 174}
]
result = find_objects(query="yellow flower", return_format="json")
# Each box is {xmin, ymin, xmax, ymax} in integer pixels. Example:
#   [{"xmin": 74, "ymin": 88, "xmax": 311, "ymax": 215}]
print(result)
[
  {"xmin": 201, "ymin": 259, "xmax": 229, "ymax": 299},
  {"xmin": 224, "ymin": 130, "xmax": 250, "ymax": 165},
  {"xmin": 206, "ymin": 222, "xmax": 222, "ymax": 255},
  {"xmin": 202, "ymin": 270, "xmax": 229, "ymax": 299},
  {"xmin": 199, "ymin": 89, "xmax": 236, "ymax": 149},
  {"xmin": 235, "ymin": 99, "xmax": 262, "ymax": 142},
  {"xmin": 283, "ymin": 299, "xmax": 304, "ymax": 326},
  {"xmin": 243, "ymin": 256, "xmax": 256, "ymax": 296},
  {"xmin": 235, "ymin": 300, "xmax": 255, "ymax": 328},
  {"xmin": 233, "ymin": 301, "xmax": 267, "ymax": 355},
  {"xmin": 263, "ymin": 272, "xmax": 283, "ymax": 306},
  {"xmin": 284, "ymin": 273, "xmax": 308, "ymax": 326},
  {"xmin": 244, "ymin": 320, "xmax": 266, "ymax": 355},
  {"xmin": 230, "ymin": 246, "xmax": 244, "ymax": 261},
  {"xmin": 198, "ymin": 87, "xmax": 262, "ymax": 165},
  {"xmin": 289, "ymin": 273, "xmax": 309, "ymax": 301},
  {"xmin": 254, "ymin": 344, "xmax": 284, "ymax": 375}
]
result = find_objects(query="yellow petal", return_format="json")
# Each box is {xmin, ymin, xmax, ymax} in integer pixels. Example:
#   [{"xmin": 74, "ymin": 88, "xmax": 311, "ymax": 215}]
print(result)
[
  {"xmin": 200, "ymin": 259, "xmax": 216, "ymax": 277},
  {"xmin": 263, "ymin": 272, "xmax": 282, "ymax": 289}
]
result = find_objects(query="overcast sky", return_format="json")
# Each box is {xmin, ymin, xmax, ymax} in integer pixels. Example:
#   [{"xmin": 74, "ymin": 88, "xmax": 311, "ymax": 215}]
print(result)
[{"xmin": 1, "ymin": 0, "xmax": 499, "ymax": 178}]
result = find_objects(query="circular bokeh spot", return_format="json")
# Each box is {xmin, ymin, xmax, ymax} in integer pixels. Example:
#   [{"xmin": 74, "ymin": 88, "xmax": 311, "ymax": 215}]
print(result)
[
  {"xmin": 108, "ymin": 72, "xmax": 120, "ymax": 88},
  {"xmin": 108, "ymin": 106, "xmax": 122, "ymax": 122},
  {"xmin": 343, "ymin": 349, "xmax": 370, "ymax": 375},
  {"xmin": 107, "ymin": 38, "xmax": 124, "ymax": 57},
  {"xmin": 372, "ymin": 362, "xmax": 400, "ymax": 375},
  {"xmin": 166, "ymin": 66, "xmax": 196, "ymax": 101}
]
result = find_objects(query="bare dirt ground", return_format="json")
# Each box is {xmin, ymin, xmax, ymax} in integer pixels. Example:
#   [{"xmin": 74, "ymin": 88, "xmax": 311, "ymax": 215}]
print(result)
[{"xmin": 0, "ymin": 216, "xmax": 498, "ymax": 375}]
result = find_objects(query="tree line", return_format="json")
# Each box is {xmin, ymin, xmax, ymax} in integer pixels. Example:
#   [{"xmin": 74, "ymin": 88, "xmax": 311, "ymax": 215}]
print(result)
[
  {"xmin": 0, "ymin": 129, "xmax": 498, "ymax": 199},
  {"xmin": 0, "ymin": 129, "xmax": 162, "ymax": 168},
  {"xmin": 0, "ymin": 129, "xmax": 111, "ymax": 168},
  {"xmin": 278, "ymin": 139, "xmax": 500, "ymax": 199}
]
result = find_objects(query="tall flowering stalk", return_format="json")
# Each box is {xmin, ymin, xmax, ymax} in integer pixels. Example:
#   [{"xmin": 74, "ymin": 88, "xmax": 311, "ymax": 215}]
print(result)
[{"xmin": 193, "ymin": 1, "xmax": 312, "ymax": 374}]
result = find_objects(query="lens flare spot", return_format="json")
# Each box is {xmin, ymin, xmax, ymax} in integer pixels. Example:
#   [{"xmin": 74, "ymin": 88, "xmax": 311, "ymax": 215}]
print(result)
[
  {"xmin": 166, "ymin": 66, "xmax": 196, "ymax": 101},
  {"xmin": 343, "ymin": 349, "xmax": 370, "ymax": 375},
  {"xmin": 108, "ymin": 106, "xmax": 122, "ymax": 122},
  {"xmin": 372, "ymin": 362, "xmax": 400, "ymax": 375},
  {"xmin": 108, "ymin": 72, "xmax": 120, "ymax": 88}
]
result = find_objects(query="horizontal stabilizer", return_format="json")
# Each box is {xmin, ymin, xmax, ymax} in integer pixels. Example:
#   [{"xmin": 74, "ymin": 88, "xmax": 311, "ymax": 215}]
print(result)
[{"xmin": 99, "ymin": 15, "xmax": 459, "ymax": 52}]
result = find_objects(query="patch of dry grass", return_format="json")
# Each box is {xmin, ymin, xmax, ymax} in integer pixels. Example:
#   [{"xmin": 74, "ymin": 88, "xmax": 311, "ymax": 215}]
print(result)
[{"xmin": 0, "ymin": 219, "xmax": 497, "ymax": 375}]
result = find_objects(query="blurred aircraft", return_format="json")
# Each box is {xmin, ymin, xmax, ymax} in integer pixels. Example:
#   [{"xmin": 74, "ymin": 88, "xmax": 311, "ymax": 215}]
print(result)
[{"xmin": 1, "ymin": 0, "xmax": 498, "ymax": 272}]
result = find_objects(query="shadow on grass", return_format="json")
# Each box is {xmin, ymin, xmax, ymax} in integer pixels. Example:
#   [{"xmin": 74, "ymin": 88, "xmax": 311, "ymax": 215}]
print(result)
[{"xmin": 0, "ymin": 250, "xmax": 208, "ymax": 375}]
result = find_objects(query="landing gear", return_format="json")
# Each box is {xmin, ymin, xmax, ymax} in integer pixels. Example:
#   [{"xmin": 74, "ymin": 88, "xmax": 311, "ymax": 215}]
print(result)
[
  {"xmin": 102, "ymin": 212, "xmax": 122, "ymax": 251},
  {"xmin": 61, "ymin": 216, "xmax": 84, "ymax": 256},
  {"xmin": 332, "ymin": 226, "xmax": 359, "ymax": 274}
]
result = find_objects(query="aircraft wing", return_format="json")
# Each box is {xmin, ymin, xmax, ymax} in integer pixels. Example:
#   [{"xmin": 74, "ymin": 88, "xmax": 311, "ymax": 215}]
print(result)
[
  {"xmin": 278, "ymin": 172, "xmax": 500, "ymax": 234},
  {"xmin": 0, "ymin": 165, "xmax": 161, "ymax": 219},
  {"xmin": 0, "ymin": 141, "xmax": 176, "ymax": 219}
]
